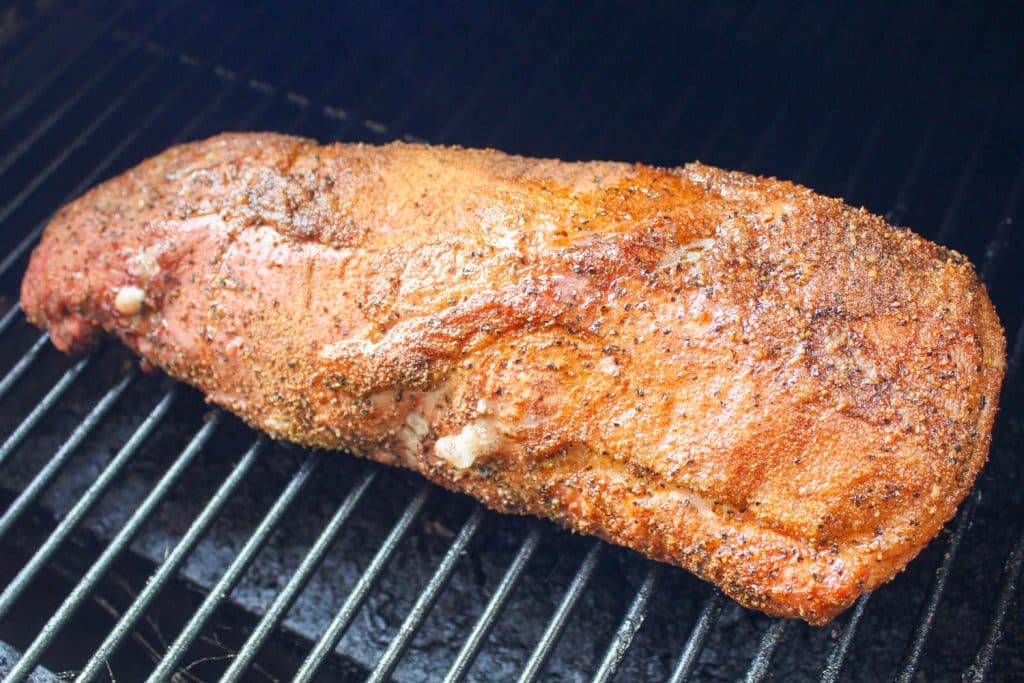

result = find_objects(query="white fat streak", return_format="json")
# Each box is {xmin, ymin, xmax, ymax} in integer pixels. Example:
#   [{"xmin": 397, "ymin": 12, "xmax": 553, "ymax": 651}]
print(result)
[
  {"xmin": 664, "ymin": 487, "xmax": 722, "ymax": 517},
  {"xmin": 658, "ymin": 238, "xmax": 715, "ymax": 269},
  {"xmin": 604, "ymin": 466, "xmax": 723, "ymax": 518},
  {"xmin": 477, "ymin": 205, "xmax": 521, "ymax": 252},
  {"xmin": 372, "ymin": 385, "xmax": 450, "ymax": 465},
  {"xmin": 491, "ymin": 232, "xmax": 521, "ymax": 251},
  {"xmin": 434, "ymin": 418, "xmax": 502, "ymax": 469},
  {"xmin": 321, "ymin": 338, "xmax": 381, "ymax": 360},
  {"xmin": 598, "ymin": 356, "xmax": 620, "ymax": 376},
  {"xmin": 264, "ymin": 413, "xmax": 291, "ymax": 434},
  {"xmin": 786, "ymin": 341, "xmax": 807, "ymax": 367},
  {"xmin": 396, "ymin": 412, "xmax": 431, "ymax": 465},
  {"xmin": 397, "ymin": 412, "xmax": 430, "ymax": 448},
  {"xmin": 610, "ymin": 406, "xmax": 637, "ymax": 428}
]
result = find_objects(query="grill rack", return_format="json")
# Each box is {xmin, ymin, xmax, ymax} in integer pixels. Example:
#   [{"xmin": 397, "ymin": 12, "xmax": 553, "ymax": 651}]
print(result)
[{"xmin": 0, "ymin": 0, "xmax": 1021, "ymax": 680}]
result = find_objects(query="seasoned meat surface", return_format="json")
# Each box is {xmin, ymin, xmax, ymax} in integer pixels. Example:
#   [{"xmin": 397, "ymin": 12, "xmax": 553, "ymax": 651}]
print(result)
[{"xmin": 21, "ymin": 133, "xmax": 1005, "ymax": 624}]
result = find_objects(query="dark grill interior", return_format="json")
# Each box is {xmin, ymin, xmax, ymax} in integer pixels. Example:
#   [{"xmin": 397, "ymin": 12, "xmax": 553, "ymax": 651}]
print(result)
[{"xmin": 0, "ymin": 1, "xmax": 1022, "ymax": 680}]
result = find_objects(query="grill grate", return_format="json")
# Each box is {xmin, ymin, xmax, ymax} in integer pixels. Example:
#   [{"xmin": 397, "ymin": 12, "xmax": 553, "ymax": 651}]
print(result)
[
  {"xmin": 148, "ymin": 451, "xmax": 322, "ymax": 681},
  {"xmin": 78, "ymin": 436, "xmax": 266, "ymax": 682},
  {"xmin": 0, "ymin": 0, "xmax": 1022, "ymax": 681},
  {"xmin": 294, "ymin": 485, "xmax": 432, "ymax": 683}
]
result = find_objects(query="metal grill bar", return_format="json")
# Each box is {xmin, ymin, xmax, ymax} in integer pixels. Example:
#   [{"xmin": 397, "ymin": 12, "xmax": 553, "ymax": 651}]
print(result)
[
  {"xmin": 885, "ymin": 88, "xmax": 951, "ymax": 225},
  {"xmin": 819, "ymin": 594, "xmax": 871, "ymax": 683},
  {"xmin": 667, "ymin": 591, "xmax": 726, "ymax": 683},
  {"xmin": 0, "ymin": 0, "xmax": 133, "ymax": 129},
  {"xmin": 114, "ymin": 0, "xmax": 395, "ymax": 142},
  {"xmin": 167, "ymin": 3, "xmax": 321, "ymax": 145},
  {"xmin": 697, "ymin": 90, "xmax": 743, "ymax": 163},
  {"xmin": 960, "ymin": 321, "xmax": 1024, "ymax": 682},
  {"xmin": 590, "ymin": 565, "xmax": 659, "ymax": 683},
  {"xmin": 741, "ymin": 102, "xmax": 792, "ymax": 173},
  {"xmin": 896, "ymin": 493, "xmax": 980, "ymax": 683},
  {"xmin": 0, "ymin": 230, "xmax": 42, "ymax": 281},
  {"xmin": 843, "ymin": 103, "xmax": 893, "ymax": 198},
  {"xmin": 0, "ymin": 2, "xmax": 524, "ymax": 287},
  {"xmin": 278, "ymin": 18, "xmax": 552, "ymax": 679},
  {"xmin": 0, "ymin": 5, "xmax": 213, "ymax": 231},
  {"xmin": 893, "ymin": 151, "xmax": 1024, "ymax": 681},
  {"xmin": 0, "ymin": 2, "xmax": 176, "ymax": 176},
  {"xmin": 220, "ymin": 467, "xmax": 378, "ymax": 682},
  {"xmin": 384, "ymin": 5, "xmax": 503, "ymax": 137},
  {"xmin": 967, "ymin": 529, "xmax": 1024, "ymax": 682},
  {"xmin": 658, "ymin": 15, "xmax": 835, "ymax": 668},
  {"xmin": 147, "ymin": 451, "xmax": 321, "ymax": 681},
  {"xmin": 445, "ymin": 2, "xmax": 573, "ymax": 144},
  {"xmin": 813, "ymin": 61, "xmax": 967, "ymax": 683},
  {"xmin": 516, "ymin": 541, "xmax": 603, "ymax": 683},
  {"xmin": 367, "ymin": 505, "xmax": 487, "ymax": 683},
  {"xmin": 296, "ymin": 6, "xmax": 942, "ymax": 683},
  {"xmin": 828, "ymin": 6, "xmax": 915, "ymax": 191},
  {"xmin": 18, "ymin": 76, "xmax": 362, "ymax": 683},
  {"xmin": 142, "ymin": 17, "xmax": 536, "ymax": 683},
  {"xmin": 640, "ymin": 79, "xmax": 699, "ymax": 161},
  {"xmin": 2, "ymin": 414, "xmax": 222, "ymax": 683},
  {"xmin": 980, "ymin": 155, "xmax": 1024, "ymax": 282},
  {"xmin": 233, "ymin": 5, "xmax": 337, "ymax": 131},
  {"xmin": 0, "ymin": 0, "xmax": 88, "ymax": 74},
  {"xmin": 745, "ymin": 619, "xmax": 790, "ymax": 683},
  {"xmin": 0, "ymin": 370, "xmax": 136, "ymax": 534},
  {"xmin": 0, "ymin": 304, "xmax": 23, "ymax": 338},
  {"xmin": 293, "ymin": 485, "xmax": 431, "ymax": 683},
  {"xmin": 443, "ymin": 526, "xmax": 543, "ymax": 683},
  {"xmin": 641, "ymin": 8, "xmax": 770, "ymax": 160},
  {"xmin": 0, "ymin": 2, "xmax": 270, "ymax": 284},
  {"xmin": 792, "ymin": 109, "xmax": 837, "ymax": 184},
  {"xmin": 934, "ymin": 96, "xmax": 1000, "ymax": 243},
  {"xmin": 665, "ymin": 6, "xmax": 887, "ymax": 674},
  {"xmin": 28, "ymin": 12, "xmax": 395, "ymax": 671},
  {"xmin": 293, "ymin": 8, "xmax": 431, "ymax": 137},
  {"xmin": 737, "ymin": 2, "xmax": 859, "ymax": 170},
  {"xmin": 76, "ymin": 437, "xmax": 267, "ymax": 683},
  {"xmin": 503, "ymin": 5, "xmax": 831, "ymax": 675},
  {"xmin": 0, "ymin": 356, "xmax": 89, "ymax": 470},
  {"xmin": 721, "ymin": 16, "xmax": 939, "ymax": 681},
  {"xmin": 330, "ymin": 3, "xmax": 470, "ymax": 142},
  {"xmin": 0, "ymin": 334, "xmax": 49, "ymax": 402},
  {"xmin": 0, "ymin": 384, "xmax": 175, "ymax": 621}
]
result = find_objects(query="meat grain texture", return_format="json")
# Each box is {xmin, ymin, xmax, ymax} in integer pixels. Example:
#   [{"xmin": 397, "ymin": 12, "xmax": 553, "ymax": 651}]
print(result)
[{"xmin": 21, "ymin": 133, "xmax": 1005, "ymax": 624}]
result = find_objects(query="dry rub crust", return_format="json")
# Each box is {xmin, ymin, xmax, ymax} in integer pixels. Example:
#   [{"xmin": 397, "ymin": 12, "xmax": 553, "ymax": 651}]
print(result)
[{"xmin": 21, "ymin": 133, "xmax": 1005, "ymax": 624}]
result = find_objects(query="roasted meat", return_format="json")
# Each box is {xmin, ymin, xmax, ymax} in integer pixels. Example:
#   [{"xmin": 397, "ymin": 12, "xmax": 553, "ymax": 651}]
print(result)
[{"xmin": 21, "ymin": 133, "xmax": 1005, "ymax": 624}]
